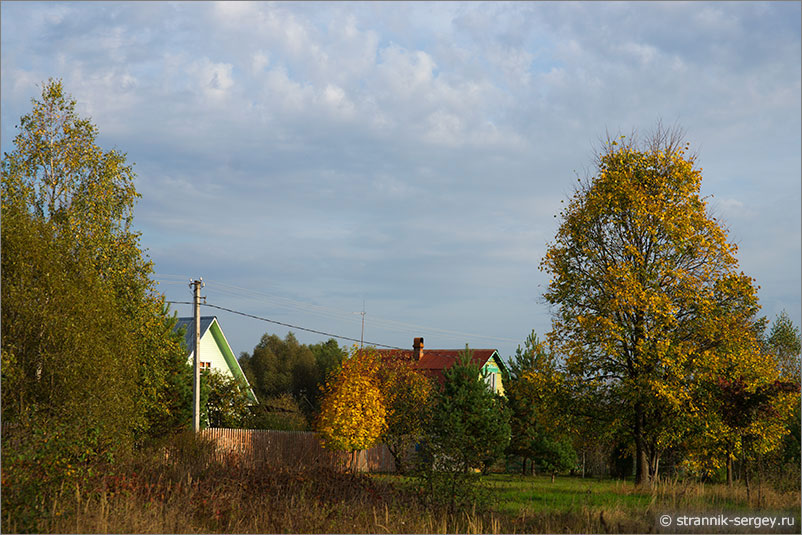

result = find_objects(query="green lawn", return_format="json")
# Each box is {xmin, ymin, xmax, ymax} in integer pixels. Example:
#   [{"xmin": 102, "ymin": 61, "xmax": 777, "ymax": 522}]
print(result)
[
  {"xmin": 485, "ymin": 474, "xmax": 653, "ymax": 515},
  {"xmin": 372, "ymin": 472, "xmax": 801, "ymax": 533}
]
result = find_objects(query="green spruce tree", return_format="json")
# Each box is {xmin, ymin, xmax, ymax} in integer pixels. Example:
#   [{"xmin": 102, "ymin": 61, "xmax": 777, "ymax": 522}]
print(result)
[{"xmin": 419, "ymin": 347, "xmax": 510, "ymax": 513}]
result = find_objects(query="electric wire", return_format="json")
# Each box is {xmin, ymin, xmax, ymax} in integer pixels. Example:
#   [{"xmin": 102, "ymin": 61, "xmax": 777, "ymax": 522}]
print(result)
[
  {"xmin": 210, "ymin": 278, "xmax": 520, "ymax": 342},
  {"xmin": 166, "ymin": 300, "xmax": 404, "ymax": 350},
  {"xmin": 206, "ymin": 279, "xmax": 358, "ymax": 324},
  {"xmin": 159, "ymin": 275, "xmax": 364, "ymax": 325},
  {"xmin": 157, "ymin": 276, "xmax": 520, "ymax": 344}
]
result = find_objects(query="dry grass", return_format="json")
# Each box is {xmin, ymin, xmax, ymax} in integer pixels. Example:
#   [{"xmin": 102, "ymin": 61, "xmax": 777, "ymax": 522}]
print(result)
[
  {"xmin": 645, "ymin": 475, "xmax": 799, "ymax": 511},
  {"xmin": 6, "ymin": 439, "xmax": 502, "ymax": 534},
  {"xmin": 5, "ymin": 434, "xmax": 799, "ymax": 534}
]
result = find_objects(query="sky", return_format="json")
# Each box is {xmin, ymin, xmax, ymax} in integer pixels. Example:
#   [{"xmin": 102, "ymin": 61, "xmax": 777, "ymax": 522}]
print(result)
[{"xmin": 2, "ymin": 1, "xmax": 800, "ymax": 360}]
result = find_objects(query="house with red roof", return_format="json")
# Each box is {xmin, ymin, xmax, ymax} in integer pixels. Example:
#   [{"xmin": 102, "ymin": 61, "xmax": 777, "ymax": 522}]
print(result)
[{"xmin": 377, "ymin": 337, "xmax": 506, "ymax": 395}]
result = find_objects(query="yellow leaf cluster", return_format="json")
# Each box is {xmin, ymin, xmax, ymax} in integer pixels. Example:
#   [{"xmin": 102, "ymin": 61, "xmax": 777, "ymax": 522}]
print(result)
[{"xmin": 317, "ymin": 346, "xmax": 387, "ymax": 452}]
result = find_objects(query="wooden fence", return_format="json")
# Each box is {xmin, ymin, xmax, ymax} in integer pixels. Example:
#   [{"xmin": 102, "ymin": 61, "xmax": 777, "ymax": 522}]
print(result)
[{"xmin": 200, "ymin": 428, "xmax": 397, "ymax": 473}]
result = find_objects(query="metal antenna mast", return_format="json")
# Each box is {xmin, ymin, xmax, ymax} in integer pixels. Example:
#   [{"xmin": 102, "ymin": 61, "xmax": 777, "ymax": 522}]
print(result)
[{"xmin": 360, "ymin": 299, "xmax": 366, "ymax": 349}]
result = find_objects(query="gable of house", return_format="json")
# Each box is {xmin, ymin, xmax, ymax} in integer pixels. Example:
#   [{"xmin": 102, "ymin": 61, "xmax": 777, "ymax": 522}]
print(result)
[{"xmin": 174, "ymin": 316, "xmax": 257, "ymax": 402}]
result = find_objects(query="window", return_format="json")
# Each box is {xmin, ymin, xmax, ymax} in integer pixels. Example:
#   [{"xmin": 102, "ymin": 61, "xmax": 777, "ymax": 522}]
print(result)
[
  {"xmin": 199, "ymin": 361, "xmax": 211, "ymax": 371},
  {"xmin": 484, "ymin": 371, "xmax": 495, "ymax": 391}
]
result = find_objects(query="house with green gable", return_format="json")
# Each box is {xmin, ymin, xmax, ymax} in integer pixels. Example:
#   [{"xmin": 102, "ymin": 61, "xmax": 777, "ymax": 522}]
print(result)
[
  {"xmin": 174, "ymin": 316, "xmax": 257, "ymax": 403},
  {"xmin": 377, "ymin": 337, "xmax": 506, "ymax": 396}
]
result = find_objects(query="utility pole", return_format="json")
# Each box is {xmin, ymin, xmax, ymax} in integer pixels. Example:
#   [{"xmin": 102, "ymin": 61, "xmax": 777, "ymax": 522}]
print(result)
[{"xmin": 190, "ymin": 278, "xmax": 204, "ymax": 432}]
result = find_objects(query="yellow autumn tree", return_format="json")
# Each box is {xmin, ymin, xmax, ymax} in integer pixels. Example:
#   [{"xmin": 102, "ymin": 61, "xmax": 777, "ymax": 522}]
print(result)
[
  {"xmin": 317, "ymin": 346, "xmax": 386, "ymax": 470},
  {"xmin": 541, "ymin": 125, "xmax": 766, "ymax": 487},
  {"xmin": 682, "ymin": 329, "xmax": 799, "ymax": 486}
]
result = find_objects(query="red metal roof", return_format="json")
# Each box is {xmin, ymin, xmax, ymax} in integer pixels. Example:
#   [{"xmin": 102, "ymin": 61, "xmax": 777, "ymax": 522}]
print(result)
[
  {"xmin": 417, "ymin": 349, "xmax": 498, "ymax": 370},
  {"xmin": 375, "ymin": 348, "xmax": 500, "ymax": 385}
]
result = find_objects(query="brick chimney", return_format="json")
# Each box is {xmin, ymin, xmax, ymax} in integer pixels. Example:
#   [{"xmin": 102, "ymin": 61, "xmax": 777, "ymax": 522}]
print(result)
[{"xmin": 413, "ymin": 337, "xmax": 424, "ymax": 361}]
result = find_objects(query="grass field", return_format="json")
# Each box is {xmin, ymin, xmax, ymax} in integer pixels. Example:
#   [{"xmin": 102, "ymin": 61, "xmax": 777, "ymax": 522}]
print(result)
[
  {"xmin": 5, "ymin": 441, "xmax": 799, "ymax": 534},
  {"xmin": 372, "ymin": 472, "xmax": 801, "ymax": 533},
  {"xmin": 480, "ymin": 473, "xmax": 800, "ymax": 533}
]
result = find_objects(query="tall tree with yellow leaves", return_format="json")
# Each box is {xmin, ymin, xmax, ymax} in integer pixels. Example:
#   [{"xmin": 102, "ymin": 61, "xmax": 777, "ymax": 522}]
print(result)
[{"xmin": 541, "ymin": 125, "xmax": 764, "ymax": 487}]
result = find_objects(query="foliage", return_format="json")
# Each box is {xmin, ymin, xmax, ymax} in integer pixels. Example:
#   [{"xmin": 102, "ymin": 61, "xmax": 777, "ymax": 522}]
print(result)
[
  {"xmin": 503, "ymin": 333, "xmax": 543, "ymax": 472},
  {"xmin": 309, "ymin": 338, "xmax": 348, "ymax": 385},
  {"xmin": 766, "ymin": 311, "xmax": 801, "ymax": 382},
  {"xmin": 377, "ymin": 353, "xmax": 434, "ymax": 473},
  {"xmin": 1, "ymin": 78, "xmax": 191, "ymax": 437},
  {"xmin": 504, "ymin": 332, "xmax": 577, "ymax": 478},
  {"xmin": 679, "ymin": 313, "xmax": 800, "ymax": 485},
  {"xmin": 136, "ymin": 308, "xmax": 193, "ymax": 440},
  {"xmin": 248, "ymin": 393, "xmax": 308, "ymax": 431},
  {"xmin": 418, "ymin": 347, "xmax": 511, "ymax": 512},
  {"xmin": 238, "ymin": 334, "xmax": 347, "ymax": 428},
  {"xmin": 683, "ymin": 371, "xmax": 799, "ymax": 485},
  {"xmin": 202, "ymin": 370, "xmax": 253, "ymax": 428},
  {"xmin": 317, "ymin": 346, "xmax": 387, "ymax": 464},
  {"xmin": 779, "ymin": 403, "xmax": 801, "ymax": 472},
  {"xmin": 540, "ymin": 125, "xmax": 765, "ymax": 486},
  {"xmin": 761, "ymin": 312, "xmax": 801, "ymax": 484},
  {"xmin": 239, "ymin": 332, "xmax": 320, "ymax": 414},
  {"xmin": 1, "ymin": 419, "xmax": 117, "ymax": 532},
  {"xmin": 1, "ymin": 79, "xmax": 191, "ymax": 529},
  {"xmin": 1, "ymin": 209, "xmax": 139, "ymax": 447}
]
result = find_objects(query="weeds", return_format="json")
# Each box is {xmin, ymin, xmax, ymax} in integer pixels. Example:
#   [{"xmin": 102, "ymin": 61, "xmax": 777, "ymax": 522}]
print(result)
[
  {"xmin": 4, "ymin": 432, "xmax": 799, "ymax": 533},
  {"xmin": 4, "ymin": 432, "xmax": 500, "ymax": 533}
]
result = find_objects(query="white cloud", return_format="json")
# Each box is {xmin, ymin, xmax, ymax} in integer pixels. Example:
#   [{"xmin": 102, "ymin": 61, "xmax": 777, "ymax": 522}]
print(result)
[
  {"xmin": 618, "ymin": 42, "xmax": 658, "ymax": 66},
  {"xmin": 261, "ymin": 66, "xmax": 312, "ymax": 114},
  {"xmin": 320, "ymin": 83, "xmax": 355, "ymax": 119},
  {"xmin": 376, "ymin": 45, "xmax": 437, "ymax": 100},
  {"xmin": 423, "ymin": 110, "xmax": 463, "ymax": 147}
]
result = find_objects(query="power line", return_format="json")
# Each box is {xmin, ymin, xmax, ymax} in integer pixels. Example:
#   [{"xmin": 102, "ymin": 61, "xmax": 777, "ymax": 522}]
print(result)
[
  {"xmin": 158, "ymin": 276, "xmax": 520, "ymax": 344},
  {"xmin": 166, "ymin": 300, "xmax": 404, "ymax": 350}
]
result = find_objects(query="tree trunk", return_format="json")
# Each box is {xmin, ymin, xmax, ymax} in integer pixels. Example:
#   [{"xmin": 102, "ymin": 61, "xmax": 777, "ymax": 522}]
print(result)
[
  {"xmin": 551, "ymin": 471, "xmax": 555, "ymax": 483},
  {"xmin": 726, "ymin": 456, "xmax": 733, "ymax": 487},
  {"xmin": 634, "ymin": 405, "xmax": 650, "ymax": 487},
  {"xmin": 756, "ymin": 453, "xmax": 764, "ymax": 508},
  {"xmin": 649, "ymin": 451, "xmax": 660, "ymax": 482},
  {"xmin": 521, "ymin": 457, "xmax": 527, "ymax": 476},
  {"xmin": 387, "ymin": 444, "xmax": 404, "ymax": 474},
  {"xmin": 637, "ymin": 446, "xmax": 650, "ymax": 487},
  {"xmin": 744, "ymin": 458, "xmax": 751, "ymax": 503}
]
